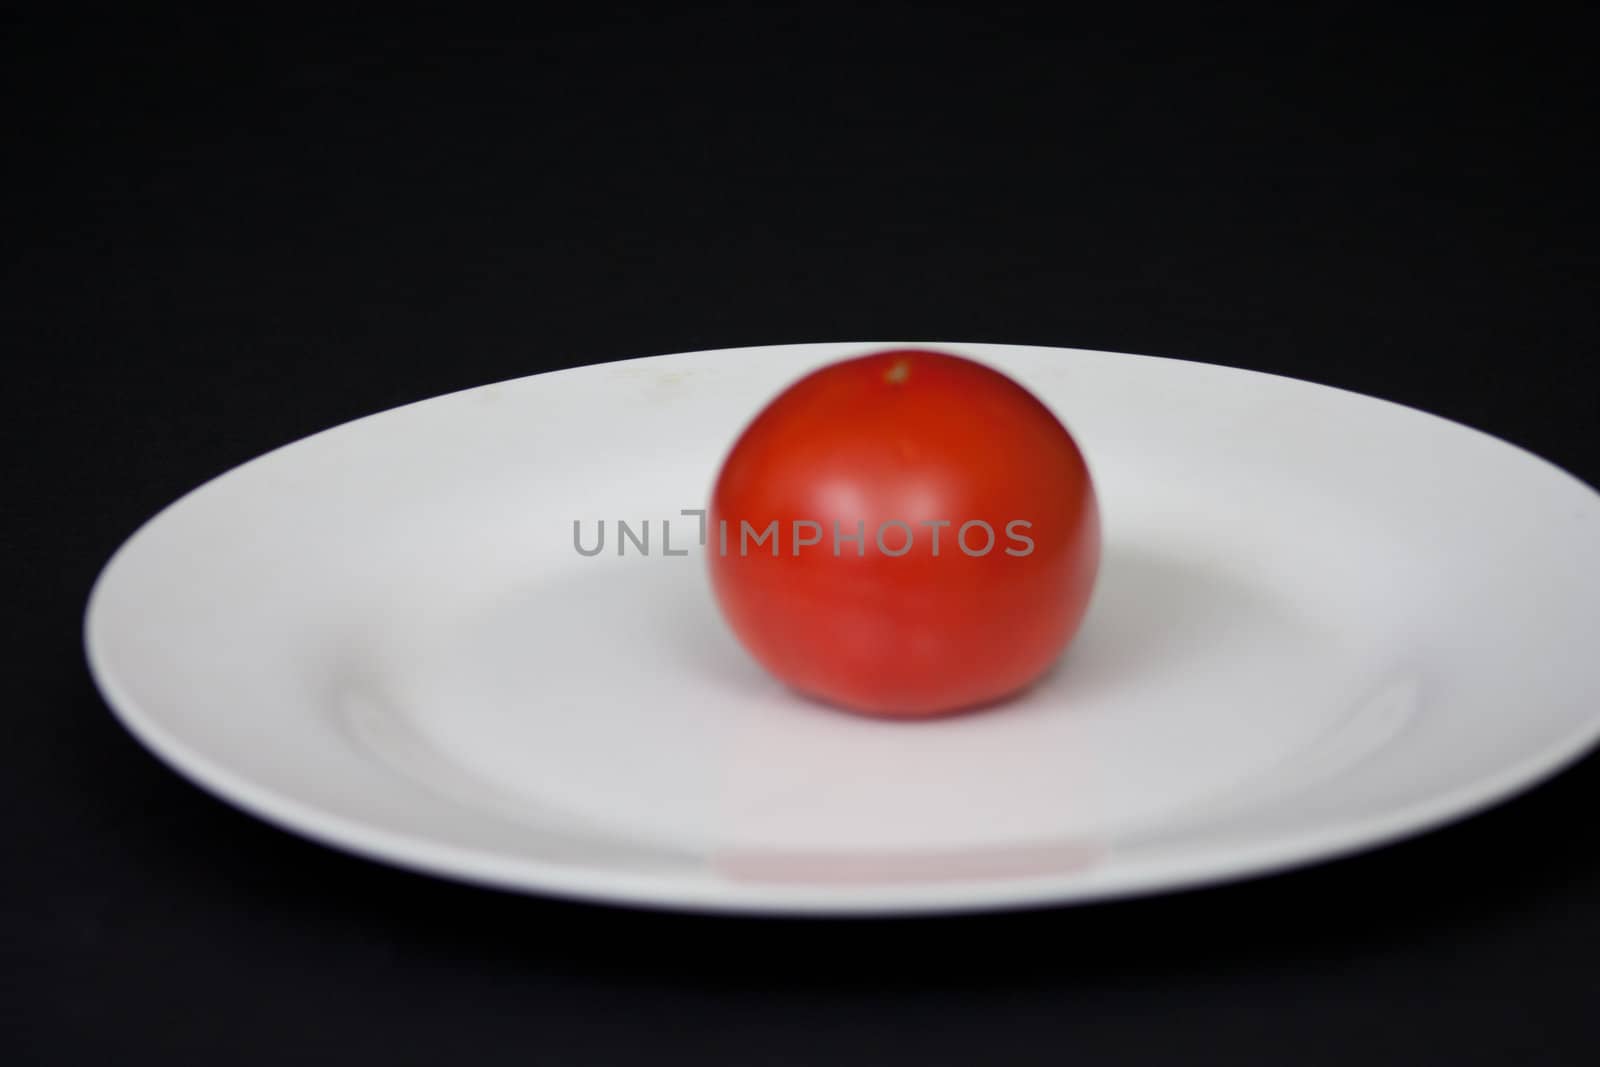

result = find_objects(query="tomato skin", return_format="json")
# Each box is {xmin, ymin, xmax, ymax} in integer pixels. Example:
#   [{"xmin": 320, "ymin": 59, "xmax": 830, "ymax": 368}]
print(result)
[{"xmin": 707, "ymin": 348, "xmax": 1099, "ymax": 718}]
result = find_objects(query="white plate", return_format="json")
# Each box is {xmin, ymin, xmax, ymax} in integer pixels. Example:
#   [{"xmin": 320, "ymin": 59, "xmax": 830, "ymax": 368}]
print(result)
[{"xmin": 84, "ymin": 342, "xmax": 1600, "ymax": 915}]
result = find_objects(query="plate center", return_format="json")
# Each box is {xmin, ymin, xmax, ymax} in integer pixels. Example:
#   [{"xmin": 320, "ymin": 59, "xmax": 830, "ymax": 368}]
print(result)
[{"xmin": 338, "ymin": 536, "xmax": 1371, "ymax": 856}]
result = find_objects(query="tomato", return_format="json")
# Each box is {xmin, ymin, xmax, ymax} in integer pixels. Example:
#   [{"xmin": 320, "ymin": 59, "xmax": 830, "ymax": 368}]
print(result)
[{"xmin": 707, "ymin": 348, "xmax": 1099, "ymax": 718}]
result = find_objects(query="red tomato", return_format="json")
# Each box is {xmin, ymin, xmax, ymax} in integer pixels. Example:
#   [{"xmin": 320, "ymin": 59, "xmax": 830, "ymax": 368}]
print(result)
[{"xmin": 708, "ymin": 348, "xmax": 1099, "ymax": 718}]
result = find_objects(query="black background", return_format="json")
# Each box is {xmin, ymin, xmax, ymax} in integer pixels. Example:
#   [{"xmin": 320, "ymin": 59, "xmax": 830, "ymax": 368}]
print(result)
[{"xmin": 6, "ymin": 5, "xmax": 1599, "ymax": 1064}]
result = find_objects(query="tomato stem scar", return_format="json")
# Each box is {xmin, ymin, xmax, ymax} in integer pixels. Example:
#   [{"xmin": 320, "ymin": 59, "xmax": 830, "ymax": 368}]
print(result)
[{"xmin": 884, "ymin": 358, "xmax": 912, "ymax": 384}]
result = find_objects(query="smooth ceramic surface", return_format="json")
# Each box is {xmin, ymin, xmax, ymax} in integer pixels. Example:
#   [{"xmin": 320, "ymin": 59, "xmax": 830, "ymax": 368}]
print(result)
[{"xmin": 85, "ymin": 342, "xmax": 1600, "ymax": 915}]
